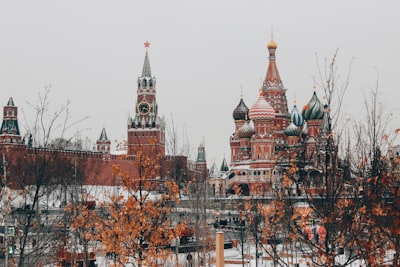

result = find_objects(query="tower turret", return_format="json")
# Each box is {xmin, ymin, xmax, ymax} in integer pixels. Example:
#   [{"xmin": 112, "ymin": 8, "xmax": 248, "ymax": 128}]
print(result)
[
  {"xmin": 261, "ymin": 35, "xmax": 290, "ymax": 143},
  {"xmin": 96, "ymin": 128, "xmax": 111, "ymax": 154},
  {"xmin": 230, "ymin": 92, "xmax": 250, "ymax": 164},
  {"xmin": 302, "ymin": 86, "xmax": 324, "ymax": 160},
  {"xmin": 0, "ymin": 97, "xmax": 22, "ymax": 144},
  {"xmin": 249, "ymin": 90, "xmax": 276, "ymax": 168},
  {"xmin": 196, "ymin": 141, "xmax": 207, "ymax": 179},
  {"xmin": 127, "ymin": 42, "xmax": 165, "ymax": 157}
]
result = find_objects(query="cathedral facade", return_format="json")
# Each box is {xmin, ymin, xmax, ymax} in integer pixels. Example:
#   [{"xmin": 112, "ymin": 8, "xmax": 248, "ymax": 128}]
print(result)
[{"xmin": 226, "ymin": 36, "xmax": 331, "ymax": 196}]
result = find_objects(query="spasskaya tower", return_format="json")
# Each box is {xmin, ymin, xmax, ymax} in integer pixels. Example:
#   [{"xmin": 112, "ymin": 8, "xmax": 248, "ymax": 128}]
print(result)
[{"xmin": 127, "ymin": 41, "xmax": 165, "ymax": 157}]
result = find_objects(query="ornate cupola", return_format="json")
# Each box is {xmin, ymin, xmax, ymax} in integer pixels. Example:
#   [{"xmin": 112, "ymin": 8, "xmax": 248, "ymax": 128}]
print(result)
[
  {"xmin": 248, "ymin": 90, "xmax": 275, "ymax": 121},
  {"xmin": 232, "ymin": 88, "xmax": 250, "ymax": 134},
  {"xmin": 233, "ymin": 97, "xmax": 249, "ymax": 121},
  {"xmin": 261, "ymin": 35, "xmax": 290, "ymax": 141},
  {"xmin": 285, "ymin": 101, "xmax": 304, "ymax": 146},
  {"xmin": 285, "ymin": 123, "xmax": 300, "ymax": 137},
  {"xmin": 302, "ymin": 86, "xmax": 324, "ymax": 159},
  {"xmin": 249, "ymin": 90, "xmax": 276, "ymax": 166},
  {"xmin": 290, "ymin": 101, "xmax": 305, "ymax": 127},
  {"xmin": 230, "ymin": 90, "xmax": 250, "ymax": 164},
  {"xmin": 127, "ymin": 42, "xmax": 165, "ymax": 157},
  {"xmin": 0, "ymin": 97, "xmax": 22, "ymax": 144},
  {"xmin": 302, "ymin": 89, "xmax": 324, "ymax": 121},
  {"xmin": 264, "ymin": 35, "xmax": 282, "ymax": 90},
  {"xmin": 237, "ymin": 119, "xmax": 255, "ymax": 139}
]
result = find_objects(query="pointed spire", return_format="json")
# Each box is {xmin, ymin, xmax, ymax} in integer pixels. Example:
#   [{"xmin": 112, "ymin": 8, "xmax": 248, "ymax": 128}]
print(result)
[
  {"xmin": 7, "ymin": 97, "xmax": 15, "ymax": 106},
  {"xmin": 264, "ymin": 35, "xmax": 283, "ymax": 90},
  {"xmin": 220, "ymin": 157, "xmax": 229, "ymax": 172},
  {"xmin": 99, "ymin": 128, "xmax": 108, "ymax": 141},
  {"xmin": 209, "ymin": 161, "xmax": 220, "ymax": 177},
  {"xmin": 142, "ymin": 41, "xmax": 152, "ymax": 77}
]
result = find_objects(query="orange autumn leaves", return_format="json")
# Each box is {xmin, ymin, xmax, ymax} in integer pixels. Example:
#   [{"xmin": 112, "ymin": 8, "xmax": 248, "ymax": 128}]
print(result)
[{"xmin": 70, "ymin": 152, "xmax": 183, "ymax": 266}]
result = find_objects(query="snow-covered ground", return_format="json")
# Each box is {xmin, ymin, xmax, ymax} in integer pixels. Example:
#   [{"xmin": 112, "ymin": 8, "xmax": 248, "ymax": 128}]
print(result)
[{"xmin": 93, "ymin": 243, "xmax": 394, "ymax": 267}]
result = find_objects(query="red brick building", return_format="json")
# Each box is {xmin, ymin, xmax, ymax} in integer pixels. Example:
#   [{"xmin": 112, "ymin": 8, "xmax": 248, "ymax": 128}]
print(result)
[
  {"xmin": 0, "ymin": 42, "xmax": 204, "ymax": 192},
  {"xmin": 227, "ymin": 36, "xmax": 329, "ymax": 196}
]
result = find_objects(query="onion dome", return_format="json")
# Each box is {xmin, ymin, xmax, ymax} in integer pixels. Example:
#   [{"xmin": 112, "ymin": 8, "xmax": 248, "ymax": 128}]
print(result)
[
  {"xmin": 248, "ymin": 91, "xmax": 275, "ymax": 120},
  {"xmin": 290, "ymin": 104, "xmax": 305, "ymax": 126},
  {"xmin": 267, "ymin": 35, "xmax": 277, "ymax": 49},
  {"xmin": 285, "ymin": 123, "xmax": 300, "ymax": 136},
  {"xmin": 302, "ymin": 91, "xmax": 324, "ymax": 120},
  {"xmin": 232, "ymin": 98, "xmax": 249, "ymax": 120},
  {"xmin": 237, "ymin": 120, "xmax": 255, "ymax": 138}
]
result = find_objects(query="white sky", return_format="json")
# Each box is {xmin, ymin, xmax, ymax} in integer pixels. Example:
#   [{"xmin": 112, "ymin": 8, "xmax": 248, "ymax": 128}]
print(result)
[{"xmin": 0, "ymin": 0, "xmax": 399, "ymax": 166}]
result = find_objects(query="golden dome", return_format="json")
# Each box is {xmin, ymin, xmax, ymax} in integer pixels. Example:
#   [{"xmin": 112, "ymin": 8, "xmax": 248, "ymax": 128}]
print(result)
[{"xmin": 267, "ymin": 35, "xmax": 277, "ymax": 49}]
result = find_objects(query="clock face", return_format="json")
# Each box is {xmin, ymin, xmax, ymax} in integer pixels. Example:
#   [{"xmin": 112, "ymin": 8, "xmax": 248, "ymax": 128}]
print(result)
[{"xmin": 137, "ymin": 102, "xmax": 151, "ymax": 115}]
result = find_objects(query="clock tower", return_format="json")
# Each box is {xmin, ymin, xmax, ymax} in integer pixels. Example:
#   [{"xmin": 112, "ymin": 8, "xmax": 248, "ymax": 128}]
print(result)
[{"xmin": 127, "ymin": 42, "xmax": 165, "ymax": 158}]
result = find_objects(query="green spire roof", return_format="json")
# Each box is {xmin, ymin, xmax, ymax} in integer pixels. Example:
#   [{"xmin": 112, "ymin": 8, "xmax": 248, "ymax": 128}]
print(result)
[
  {"xmin": 99, "ymin": 128, "xmax": 108, "ymax": 141},
  {"xmin": 196, "ymin": 143, "xmax": 206, "ymax": 162},
  {"xmin": 7, "ymin": 97, "xmax": 15, "ymax": 106},
  {"xmin": 141, "ymin": 48, "xmax": 152, "ymax": 78}
]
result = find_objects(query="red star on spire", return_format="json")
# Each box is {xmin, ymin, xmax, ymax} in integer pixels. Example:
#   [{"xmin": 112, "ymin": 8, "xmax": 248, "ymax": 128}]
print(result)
[{"xmin": 144, "ymin": 41, "xmax": 150, "ymax": 48}]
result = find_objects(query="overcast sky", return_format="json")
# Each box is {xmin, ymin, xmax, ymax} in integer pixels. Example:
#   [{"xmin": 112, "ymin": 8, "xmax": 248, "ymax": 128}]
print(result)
[{"xmin": 0, "ymin": 1, "xmax": 399, "ymax": 166}]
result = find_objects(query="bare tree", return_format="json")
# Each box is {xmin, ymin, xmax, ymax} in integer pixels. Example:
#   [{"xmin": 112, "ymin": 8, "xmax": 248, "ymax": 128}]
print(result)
[
  {"xmin": 2, "ymin": 88, "xmax": 89, "ymax": 266},
  {"xmin": 351, "ymin": 75, "xmax": 400, "ymax": 266}
]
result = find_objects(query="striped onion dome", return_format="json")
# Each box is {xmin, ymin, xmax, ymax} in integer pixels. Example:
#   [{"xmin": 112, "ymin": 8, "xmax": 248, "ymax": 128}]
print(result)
[
  {"xmin": 302, "ymin": 91, "xmax": 324, "ymax": 120},
  {"xmin": 232, "ymin": 98, "xmax": 249, "ymax": 121},
  {"xmin": 290, "ymin": 104, "xmax": 305, "ymax": 126},
  {"xmin": 248, "ymin": 91, "xmax": 275, "ymax": 120},
  {"xmin": 237, "ymin": 120, "xmax": 255, "ymax": 138},
  {"xmin": 285, "ymin": 122, "xmax": 300, "ymax": 136}
]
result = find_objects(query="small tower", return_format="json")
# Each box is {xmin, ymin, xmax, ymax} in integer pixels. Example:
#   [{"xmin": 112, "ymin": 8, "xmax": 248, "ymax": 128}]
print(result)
[
  {"xmin": 262, "ymin": 35, "xmax": 290, "ymax": 142},
  {"xmin": 285, "ymin": 101, "xmax": 305, "ymax": 146},
  {"xmin": 230, "ymin": 91, "xmax": 249, "ymax": 164},
  {"xmin": 248, "ymin": 90, "xmax": 276, "ymax": 168},
  {"xmin": 96, "ymin": 128, "xmax": 111, "ymax": 154},
  {"xmin": 0, "ymin": 97, "xmax": 22, "ymax": 144},
  {"xmin": 195, "ymin": 141, "xmax": 208, "ymax": 180},
  {"xmin": 220, "ymin": 157, "xmax": 229, "ymax": 173},
  {"xmin": 208, "ymin": 161, "xmax": 224, "ymax": 197},
  {"xmin": 302, "ymin": 86, "xmax": 324, "ymax": 160}
]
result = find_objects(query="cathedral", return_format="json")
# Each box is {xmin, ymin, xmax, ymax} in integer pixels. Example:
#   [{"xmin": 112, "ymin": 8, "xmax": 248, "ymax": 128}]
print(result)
[
  {"xmin": 221, "ymin": 36, "xmax": 333, "ymax": 196},
  {"xmin": 1, "ymin": 37, "xmax": 348, "ymax": 198}
]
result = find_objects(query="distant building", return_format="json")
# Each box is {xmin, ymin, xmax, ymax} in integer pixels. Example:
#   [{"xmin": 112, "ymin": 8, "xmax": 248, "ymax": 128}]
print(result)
[
  {"xmin": 223, "ymin": 36, "xmax": 337, "ymax": 196},
  {"xmin": 0, "ymin": 42, "xmax": 206, "ymax": 196}
]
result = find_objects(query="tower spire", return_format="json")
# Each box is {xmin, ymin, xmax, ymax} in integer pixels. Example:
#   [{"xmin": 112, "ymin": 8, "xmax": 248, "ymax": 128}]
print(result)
[
  {"xmin": 264, "ymin": 34, "xmax": 283, "ymax": 90},
  {"xmin": 142, "ymin": 41, "xmax": 152, "ymax": 77}
]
